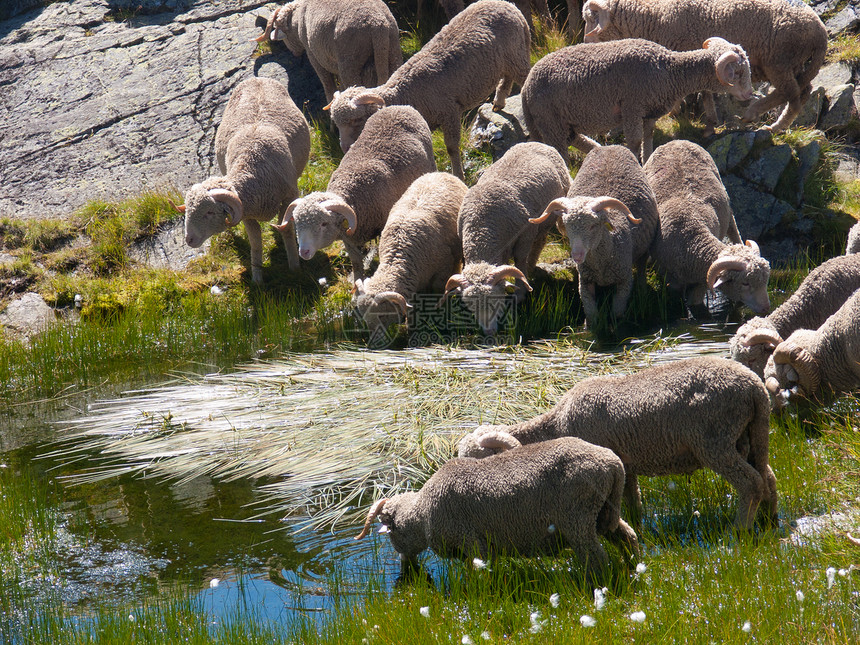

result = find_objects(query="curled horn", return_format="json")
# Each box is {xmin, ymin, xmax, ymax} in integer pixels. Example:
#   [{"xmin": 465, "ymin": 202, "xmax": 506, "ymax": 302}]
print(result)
[
  {"xmin": 273, "ymin": 200, "xmax": 299, "ymax": 233},
  {"xmin": 351, "ymin": 92, "xmax": 386, "ymax": 109},
  {"xmin": 487, "ymin": 266, "xmax": 532, "ymax": 292},
  {"xmin": 706, "ymin": 256, "xmax": 747, "ymax": 289},
  {"xmin": 530, "ymin": 198, "xmax": 568, "ymax": 225},
  {"xmin": 588, "ymin": 196, "xmax": 641, "ymax": 224},
  {"xmin": 167, "ymin": 198, "xmax": 186, "ymax": 214},
  {"xmin": 583, "ymin": 0, "xmax": 610, "ymax": 42},
  {"xmin": 772, "ymin": 340, "xmax": 821, "ymax": 395},
  {"xmin": 376, "ymin": 291, "xmax": 410, "ymax": 317},
  {"xmin": 208, "ymin": 188, "xmax": 243, "ymax": 226},
  {"xmin": 715, "ymin": 50, "xmax": 742, "ymax": 87},
  {"xmin": 476, "ymin": 431, "xmax": 522, "ymax": 452},
  {"xmin": 745, "ymin": 239, "xmax": 760, "ymax": 254},
  {"xmin": 322, "ymin": 91, "xmax": 339, "ymax": 112},
  {"xmin": 741, "ymin": 328, "xmax": 783, "ymax": 349},
  {"xmin": 321, "ymin": 199, "xmax": 357, "ymax": 235},
  {"xmin": 355, "ymin": 498, "xmax": 388, "ymax": 540},
  {"xmin": 253, "ymin": 7, "xmax": 279, "ymax": 43}
]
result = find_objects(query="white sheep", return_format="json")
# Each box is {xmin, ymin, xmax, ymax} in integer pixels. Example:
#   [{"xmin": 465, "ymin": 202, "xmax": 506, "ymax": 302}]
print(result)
[
  {"xmin": 521, "ymin": 36, "xmax": 752, "ymax": 164},
  {"xmin": 644, "ymin": 140, "xmax": 769, "ymax": 315},
  {"xmin": 764, "ymin": 288, "xmax": 860, "ymax": 411},
  {"xmin": 847, "ymin": 221, "xmax": 860, "ymax": 255},
  {"xmin": 581, "ymin": 0, "xmax": 828, "ymax": 133},
  {"xmin": 176, "ymin": 77, "xmax": 310, "ymax": 284},
  {"xmin": 730, "ymin": 254, "xmax": 860, "ymax": 379},
  {"xmin": 355, "ymin": 437, "xmax": 640, "ymax": 580},
  {"xmin": 445, "ymin": 142, "xmax": 571, "ymax": 334},
  {"xmin": 276, "ymin": 105, "xmax": 436, "ymax": 281},
  {"xmin": 256, "ymin": 0, "xmax": 402, "ymax": 102},
  {"xmin": 325, "ymin": 0, "xmax": 531, "ymax": 179},
  {"xmin": 458, "ymin": 356, "xmax": 779, "ymax": 530},
  {"xmin": 530, "ymin": 145, "xmax": 659, "ymax": 328},
  {"xmin": 353, "ymin": 172, "xmax": 467, "ymax": 345}
]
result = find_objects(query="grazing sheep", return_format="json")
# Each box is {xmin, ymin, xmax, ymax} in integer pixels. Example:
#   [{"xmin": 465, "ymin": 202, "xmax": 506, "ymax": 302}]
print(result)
[
  {"xmin": 353, "ymin": 172, "xmax": 467, "ymax": 344},
  {"xmin": 419, "ymin": 0, "xmax": 557, "ymax": 36},
  {"xmin": 256, "ymin": 0, "xmax": 402, "ymax": 102},
  {"xmin": 355, "ymin": 437, "xmax": 640, "ymax": 579},
  {"xmin": 444, "ymin": 142, "xmax": 571, "ymax": 334},
  {"xmin": 521, "ymin": 37, "xmax": 752, "ymax": 164},
  {"xmin": 530, "ymin": 145, "xmax": 659, "ymax": 327},
  {"xmin": 177, "ymin": 77, "xmax": 310, "ymax": 284},
  {"xmin": 276, "ymin": 106, "xmax": 436, "ymax": 280},
  {"xmin": 764, "ymin": 288, "xmax": 860, "ymax": 411},
  {"xmin": 326, "ymin": 0, "xmax": 531, "ymax": 179},
  {"xmin": 581, "ymin": 0, "xmax": 828, "ymax": 133},
  {"xmin": 847, "ymin": 221, "xmax": 860, "ymax": 255},
  {"xmin": 730, "ymin": 254, "xmax": 860, "ymax": 379},
  {"xmin": 644, "ymin": 140, "xmax": 769, "ymax": 314},
  {"xmin": 458, "ymin": 356, "xmax": 778, "ymax": 530}
]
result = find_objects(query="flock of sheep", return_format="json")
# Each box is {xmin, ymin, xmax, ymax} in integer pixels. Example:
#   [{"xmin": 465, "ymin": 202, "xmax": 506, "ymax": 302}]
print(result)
[{"xmin": 173, "ymin": 0, "xmax": 860, "ymax": 577}]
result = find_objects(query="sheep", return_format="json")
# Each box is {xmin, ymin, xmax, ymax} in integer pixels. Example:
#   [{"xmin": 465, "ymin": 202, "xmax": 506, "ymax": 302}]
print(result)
[
  {"xmin": 581, "ymin": 0, "xmax": 828, "ymax": 133},
  {"xmin": 730, "ymin": 254, "xmax": 860, "ymax": 379},
  {"xmin": 764, "ymin": 288, "xmax": 860, "ymax": 411},
  {"xmin": 847, "ymin": 221, "xmax": 860, "ymax": 255},
  {"xmin": 520, "ymin": 36, "xmax": 752, "ymax": 164},
  {"xmin": 354, "ymin": 436, "xmax": 640, "ymax": 579},
  {"xmin": 644, "ymin": 140, "xmax": 770, "ymax": 315},
  {"xmin": 418, "ymin": 0, "xmax": 557, "ymax": 37},
  {"xmin": 443, "ymin": 142, "xmax": 571, "ymax": 334},
  {"xmin": 325, "ymin": 0, "xmax": 531, "ymax": 179},
  {"xmin": 275, "ymin": 106, "xmax": 436, "ymax": 281},
  {"xmin": 353, "ymin": 172, "xmax": 467, "ymax": 344},
  {"xmin": 255, "ymin": 0, "xmax": 402, "ymax": 103},
  {"xmin": 458, "ymin": 356, "xmax": 778, "ymax": 530},
  {"xmin": 529, "ymin": 145, "xmax": 659, "ymax": 327},
  {"xmin": 176, "ymin": 77, "xmax": 310, "ymax": 284}
]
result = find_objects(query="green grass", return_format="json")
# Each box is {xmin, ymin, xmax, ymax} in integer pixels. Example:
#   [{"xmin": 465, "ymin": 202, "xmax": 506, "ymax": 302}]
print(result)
[{"xmin": 827, "ymin": 33, "xmax": 860, "ymax": 64}]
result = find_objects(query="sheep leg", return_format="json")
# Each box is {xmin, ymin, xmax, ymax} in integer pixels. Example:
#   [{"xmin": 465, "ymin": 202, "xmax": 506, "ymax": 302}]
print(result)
[
  {"xmin": 566, "ymin": 0, "xmax": 582, "ymax": 41},
  {"xmin": 342, "ymin": 237, "xmax": 368, "ymax": 281},
  {"xmin": 441, "ymin": 116, "xmax": 465, "ymax": 180},
  {"xmin": 243, "ymin": 218, "xmax": 265, "ymax": 284},
  {"xmin": 621, "ymin": 115, "xmax": 645, "ymax": 164},
  {"xmin": 622, "ymin": 474, "xmax": 643, "ymax": 527},
  {"xmin": 704, "ymin": 451, "xmax": 766, "ymax": 529},
  {"xmin": 308, "ymin": 52, "xmax": 338, "ymax": 103},
  {"xmin": 492, "ymin": 76, "xmax": 515, "ymax": 111},
  {"xmin": 274, "ymin": 215, "xmax": 300, "ymax": 271},
  {"xmin": 612, "ymin": 276, "xmax": 633, "ymax": 319},
  {"xmin": 579, "ymin": 277, "xmax": 599, "ymax": 328},
  {"xmin": 701, "ymin": 92, "xmax": 718, "ymax": 137},
  {"xmin": 604, "ymin": 518, "xmax": 641, "ymax": 567},
  {"xmin": 571, "ymin": 133, "xmax": 600, "ymax": 155},
  {"xmin": 641, "ymin": 119, "xmax": 656, "ymax": 162},
  {"xmin": 572, "ymin": 537, "xmax": 611, "ymax": 583}
]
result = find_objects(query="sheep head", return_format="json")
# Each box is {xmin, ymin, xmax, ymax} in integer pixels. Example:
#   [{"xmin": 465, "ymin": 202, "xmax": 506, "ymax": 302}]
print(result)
[
  {"xmin": 729, "ymin": 317, "xmax": 782, "ymax": 379},
  {"xmin": 703, "ymin": 38, "xmax": 753, "ymax": 102},
  {"xmin": 582, "ymin": 0, "xmax": 611, "ymax": 43},
  {"xmin": 444, "ymin": 262, "xmax": 531, "ymax": 335},
  {"xmin": 181, "ymin": 183, "xmax": 243, "ymax": 249},
  {"xmin": 255, "ymin": 4, "xmax": 304, "ymax": 56},
  {"xmin": 279, "ymin": 192, "xmax": 356, "ymax": 262},
  {"xmin": 325, "ymin": 87, "xmax": 386, "ymax": 153},
  {"xmin": 763, "ymin": 330, "xmax": 821, "ymax": 409},
  {"xmin": 706, "ymin": 242, "xmax": 771, "ymax": 314},
  {"xmin": 458, "ymin": 425, "xmax": 521, "ymax": 458},
  {"xmin": 353, "ymin": 280, "xmax": 411, "ymax": 346},
  {"xmin": 355, "ymin": 493, "xmax": 426, "ymax": 560}
]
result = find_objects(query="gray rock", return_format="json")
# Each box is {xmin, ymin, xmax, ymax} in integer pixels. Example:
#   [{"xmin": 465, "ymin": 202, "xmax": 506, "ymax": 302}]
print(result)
[
  {"xmin": 820, "ymin": 83, "xmax": 858, "ymax": 130},
  {"xmin": 470, "ymin": 94, "xmax": 529, "ymax": 161},
  {"xmin": 833, "ymin": 150, "xmax": 860, "ymax": 183},
  {"xmin": 0, "ymin": 1, "xmax": 325, "ymax": 221},
  {"xmin": 707, "ymin": 131, "xmax": 756, "ymax": 174},
  {"xmin": 740, "ymin": 144, "xmax": 793, "ymax": 192},
  {"xmin": 128, "ymin": 219, "xmax": 210, "ymax": 270},
  {"xmin": 796, "ymin": 138, "xmax": 823, "ymax": 204},
  {"xmin": 0, "ymin": 292, "xmax": 56, "ymax": 336},
  {"xmin": 825, "ymin": 3, "xmax": 860, "ymax": 36},
  {"xmin": 812, "ymin": 0, "xmax": 840, "ymax": 16},
  {"xmin": 0, "ymin": 0, "xmax": 42, "ymax": 21},
  {"xmin": 812, "ymin": 62, "xmax": 854, "ymax": 91},
  {"xmin": 795, "ymin": 86, "xmax": 827, "ymax": 128},
  {"xmin": 723, "ymin": 175, "xmax": 794, "ymax": 240}
]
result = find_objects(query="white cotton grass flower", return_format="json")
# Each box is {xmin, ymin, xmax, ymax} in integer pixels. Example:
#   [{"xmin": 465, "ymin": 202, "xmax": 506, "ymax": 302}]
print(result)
[
  {"xmin": 826, "ymin": 567, "xmax": 837, "ymax": 589},
  {"xmin": 630, "ymin": 611, "xmax": 646, "ymax": 623},
  {"xmin": 839, "ymin": 568, "xmax": 849, "ymax": 577},
  {"xmin": 210, "ymin": 285, "xmax": 224, "ymax": 296},
  {"xmin": 420, "ymin": 606, "xmax": 430, "ymax": 618},
  {"xmin": 580, "ymin": 615, "xmax": 597, "ymax": 628},
  {"xmin": 742, "ymin": 620, "xmax": 752, "ymax": 633},
  {"xmin": 693, "ymin": 510, "xmax": 701, "ymax": 517},
  {"xmin": 550, "ymin": 592, "xmax": 561, "ymax": 608},
  {"xmin": 480, "ymin": 631, "xmax": 491, "ymax": 641},
  {"xmin": 462, "ymin": 636, "xmax": 474, "ymax": 645},
  {"xmin": 529, "ymin": 611, "xmax": 545, "ymax": 633},
  {"xmin": 318, "ymin": 277, "xmax": 327, "ymax": 287},
  {"xmin": 128, "ymin": 614, "xmax": 135, "ymax": 622},
  {"xmin": 635, "ymin": 562, "xmax": 647, "ymax": 575},
  {"xmin": 594, "ymin": 587, "xmax": 607, "ymax": 611},
  {"xmin": 209, "ymin": 578, "xmax": 220, "ymax": 589},
  {"xmin": 547, "ymin": 524, "xmax": 556, "ymax": 533},
  {"xmin": 472, "ymin": 557, "xmax": 488, "ymax": 570},
  {"xmin": 796, "ymin": 590, "xmax": 805, "ymax": 602}
]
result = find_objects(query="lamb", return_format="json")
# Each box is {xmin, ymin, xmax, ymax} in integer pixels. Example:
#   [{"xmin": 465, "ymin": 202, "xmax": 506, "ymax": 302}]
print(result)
[
  {"xmin": 176, "ymin": 77, "xmax": 310, "ymax": 284},
  {"xmin": 325, "ymin": 0, "xmax": 531, "ymax": 179},
  {"xmin": 521, "ymin": 37, "xmax": 751, "ymax": 164},
  {"xmin": 529, "ymin": 145, "xmax": 659, "ymax": 327},
  {"xmin": 353, "ymin": 172, "xmax": 467, "ymax": 344},
  {"xmin": 354, "ymin": 437, "xmax": 640, "ymax": 579},
  {"xmin": 458, "ymin": 356, "xmax": 778, "ymax": 530},
  {"xmin": 764, "ymin": 288, "xmax": 860, "ymax": 411},
  {"xmin": 255, "ymin": 0, "xmax": 402, "ymax": 103},
  {"xmin": 275, "ymin": 105, "xmax": 436, "ymax": 280},
  {"xmin": 443, "ymin": 142, "xmax": 571, "ymax": 334},
  {"xmin": 730, "ymin": 254, "xmax": 860, "ymax": 379},
  {"xmin": 581, "ymin": 0, "xmax": 828, "ymax": 133},
  {"xmin": 847, "ymin": 221, "xmax": 860, "ymax": 255},
  {"xmin": 644, "ymin": 140, "xmax": 770, "ymax": 315}
]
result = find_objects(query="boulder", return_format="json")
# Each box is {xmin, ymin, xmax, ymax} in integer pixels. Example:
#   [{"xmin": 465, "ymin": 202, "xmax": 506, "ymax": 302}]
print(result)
[
  {"xmin": 0, "ymin": 292, "xmax": 56, "ymax": 336},
  {"xmin": 820, "ymin": 83, "xmax": 858, "ymax": 131},
  {"xmin": 825, "ymin": 2, "xmax": 860, "ymax": 36},
  {"xmin": 470, "ymin": 94, "xmax": 529, "ymax": 161}
]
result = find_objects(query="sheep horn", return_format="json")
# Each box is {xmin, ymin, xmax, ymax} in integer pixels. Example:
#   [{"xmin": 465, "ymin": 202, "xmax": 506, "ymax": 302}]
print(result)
[
  {"xmin": 529, "ymin": 198, "xmax": 568, "ymax": 225},
  {"xmin": 355, "ymin": 498, "xmax": 388, "ymax": 540},
  {"xmin": 376, "ymin": 291, "xmax": 410, "ymax": 317},
  {"xmin": 167, "ymin": 198, "xmax": 186, "ymax": 214},
  {"xmin": 321, "ymin": 199, "xmax": 357, "ymax": 235},
  {"xmin": 487, "ymin": 266, "xmax": 532, "ymax": 292},
  {"xmin": 745, "ymin": 239, "xmax": 760, "ymax": 254},
  {"xmin": 706, "ymin": 256, "xmax": 747, "ymax": 289},
  {"xmin": 253, "ymin": 8, "xmax": 278, "ymax": 43},
  {"xmin": 476, "ymin": 431, "xmax": 521, "ymax": 452},
  {"xmin": 715, "ymin": 51, "xmax": 742, "ymax": 87},
  {"xmin": 588, "ymin": 196, "xmax": 641, "ymax": 224},
  {"xmin": 352, "ymin": 92, "xmax": 386, "ymax": 109},
  {"xmin": 583, "ymin": 0, "xmax": 610, "ymax": 42},
  {"xmin": 208, "ymin": 189, "xmax": 243, "ymax": 226},
  {"xmin": 741, "ymin": 329, "xmax": 783, "ymax": 349},
  {"xmin": 273, "ymin": 200, "xmax": 299, "ymax": 233},
  {"xmin": 772, "ymin": 341, "xmax": 821, "ymax": 395}
]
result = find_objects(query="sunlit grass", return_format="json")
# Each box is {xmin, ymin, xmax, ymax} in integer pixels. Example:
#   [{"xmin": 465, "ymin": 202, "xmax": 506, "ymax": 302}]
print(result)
[{"xmin": 827, "ymin": 32, "xmax": 860, "ymax": 64}]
